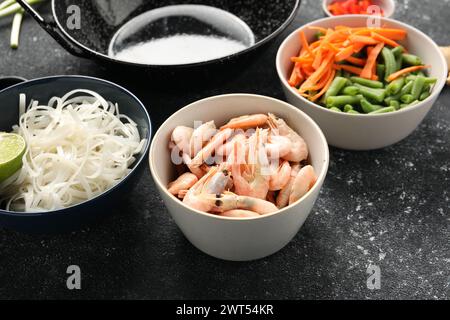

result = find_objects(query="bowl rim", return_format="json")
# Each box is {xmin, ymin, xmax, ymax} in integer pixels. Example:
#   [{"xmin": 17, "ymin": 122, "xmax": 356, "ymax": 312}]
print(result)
[
  {"xmin": 322, "ymin": 0, "xmax": 396, "ymax": 18},
  {"xmin": 276, "ymin": 14, "xmax": 448, "ymax": 119},
  {"xmin": 149, "ymin": 93, "xmax": 330, "ymax": 222},
  {"xmin": 0, "ymin": 75, "xmax": 153, "ymax": 217},
  {"xmin": 52, "ymin": 0, "xmax": 301, "ymax": 68}
]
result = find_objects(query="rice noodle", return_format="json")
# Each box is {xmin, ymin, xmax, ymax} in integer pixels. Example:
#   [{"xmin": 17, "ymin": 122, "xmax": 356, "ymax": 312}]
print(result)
[{"xmin": 0, "ymin": 89, "xmax": 146, "ymax": 212}]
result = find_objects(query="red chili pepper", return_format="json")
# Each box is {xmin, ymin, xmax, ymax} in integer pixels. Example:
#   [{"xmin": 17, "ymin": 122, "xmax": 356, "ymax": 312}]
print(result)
[{"xmin": 328, "ymin": 0, "xmax": 383, "ymax": 16}]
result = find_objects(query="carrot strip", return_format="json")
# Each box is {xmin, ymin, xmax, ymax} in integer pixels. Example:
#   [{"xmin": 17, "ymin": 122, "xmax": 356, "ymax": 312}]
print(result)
[
  {"xmin": 300, "ymin": 31, "xmax": 313, "ymax": 56},
  {"xmin": 349, "ymin": 35, "xmax": 379, "ymax": 45},
  {"xmin": 334, "ymin": 64, "xmax": 364, "ymax": 75},
  {"xmin": 372, "ymin": 28, "xmax": 407, "ymax": 40},
  {"xmin": 307, "ymin": 26, "xmax": 328, "ymax": 34},
  {"xmin": 335, "ymin": 45, "xmax": 355, "ymax": 62},
  {"xmin": 387, "ymin": 65, "xmax": 430, "ymax": 82},
  {"xmin": 346, "ymin": 56, "xmax": 366, "ymax": 66},
  {"xmin": 360, "ymin": 42, "xmax": 384, "ymax": 79},
  {"xmin": 310, "ymin": 70, "xmax": 336, "ymax": 102},
  {"xmin": 371, "ymin": 32, "xmax": 402, "ymax": 48}
]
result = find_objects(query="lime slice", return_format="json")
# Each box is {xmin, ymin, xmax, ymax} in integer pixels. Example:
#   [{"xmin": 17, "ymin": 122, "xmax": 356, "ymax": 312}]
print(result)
[{"xmin": 0, "ymin": 133, "xmax": 26, "ymax": 183}]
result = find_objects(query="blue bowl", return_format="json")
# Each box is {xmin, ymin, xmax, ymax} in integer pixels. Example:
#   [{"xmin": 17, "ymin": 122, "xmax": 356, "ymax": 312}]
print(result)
[{"xmin": 0, "ymin": 76, "xmax": 152, "ymax": 234}]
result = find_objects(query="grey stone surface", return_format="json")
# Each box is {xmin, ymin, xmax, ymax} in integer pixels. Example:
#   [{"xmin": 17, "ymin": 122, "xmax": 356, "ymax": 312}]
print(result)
[{"xmin": 0, "ymin": 0, "xmax": 448, "ymax": 299}]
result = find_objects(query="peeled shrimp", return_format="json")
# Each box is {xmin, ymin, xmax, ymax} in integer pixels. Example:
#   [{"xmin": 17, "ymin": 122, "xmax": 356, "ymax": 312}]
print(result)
[
  {"xmin": 268, "ymin": 113, "xmax": 308, "ymax": 162},
  {"xmin": 168, "ymin": 173, "xmax": 198, "ymax": 196},
  {"xmin": 289, "ymin": 165, "xmax": 317, "ymax": 205},
  {"xmin": 220, "ymin": 114, "xmax": 268, "ymax": 130},
  {"xmin": 276, "ymin": 163, "xmax": 300, "ymax": 209},
  {"xmin": 269, "ymin": 160, "xmax": 291, "ymax": 191}
]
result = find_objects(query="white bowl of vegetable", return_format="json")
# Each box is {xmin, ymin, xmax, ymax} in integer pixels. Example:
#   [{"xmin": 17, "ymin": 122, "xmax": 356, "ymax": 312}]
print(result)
[{"xmin": 276, "ymin": 15, "xmax": 448, "ymax": 150}]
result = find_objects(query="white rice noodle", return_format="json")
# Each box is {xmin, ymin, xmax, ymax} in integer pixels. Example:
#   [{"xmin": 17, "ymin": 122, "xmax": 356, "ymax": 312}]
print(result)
[{"xmin": 0, "ymin": 89, "xmax": 146, "ymax": 212}]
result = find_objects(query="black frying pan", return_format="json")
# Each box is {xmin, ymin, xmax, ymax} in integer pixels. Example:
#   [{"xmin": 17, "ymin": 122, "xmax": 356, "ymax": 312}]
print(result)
[{"xmin": 17, "ymin": 0, "xmax": 300, "ymax": 83}]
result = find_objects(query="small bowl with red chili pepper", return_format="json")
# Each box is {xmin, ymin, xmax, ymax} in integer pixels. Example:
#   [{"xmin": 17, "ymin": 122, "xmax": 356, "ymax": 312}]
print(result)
[{"xmin": 323, "ymin": 0, "xmax": 395, "ymax": 18}]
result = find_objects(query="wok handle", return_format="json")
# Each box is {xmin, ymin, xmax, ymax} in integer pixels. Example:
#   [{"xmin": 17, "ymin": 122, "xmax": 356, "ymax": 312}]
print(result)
[{"xmin": 15, "ymin": 0, "xmax": 90, "ymax": 58}]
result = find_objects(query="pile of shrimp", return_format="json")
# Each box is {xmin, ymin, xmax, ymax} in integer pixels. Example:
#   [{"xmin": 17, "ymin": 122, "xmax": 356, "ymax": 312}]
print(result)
[{"xmin": 167, "ymin": 113, "xmax": 317, "ymax": 218}]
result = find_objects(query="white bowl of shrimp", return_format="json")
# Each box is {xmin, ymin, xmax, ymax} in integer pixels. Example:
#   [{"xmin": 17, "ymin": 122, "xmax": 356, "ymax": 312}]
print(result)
[{"xmin": 149, "ymin": 94, "xmax": 329, "ymax": 261}]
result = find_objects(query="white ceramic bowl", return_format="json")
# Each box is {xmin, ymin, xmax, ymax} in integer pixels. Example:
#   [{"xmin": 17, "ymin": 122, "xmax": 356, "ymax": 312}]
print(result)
[
  {"xmin": 276, "ymin": 15, "xmax": 448, "ymax": 150},
  {"xmin": 322, "ymin": 0, "xmax": 396, "ymax": 18},
  {"xmin": 149, "ymin": 94, "xmax": 329, "ymax": 261}
]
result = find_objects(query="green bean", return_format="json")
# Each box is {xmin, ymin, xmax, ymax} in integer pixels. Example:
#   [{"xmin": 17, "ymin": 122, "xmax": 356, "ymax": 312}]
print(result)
[
  {"xmin": 411, "ymin": 76, "xmax": 426, "ymax": 100},
  {"xmin": 350, "ymin": 76, "xmax": 384, "ymax": 89},
  {"xmin": 391, "ymin": 46, "xmax": 404, "ymax": 58},
  {"xmin": 402, "ymin": 53, "xmax": 422, "ymax": 66},
  {"xmin": 361, "ymin": 98, "xmax": 382, "ymax": 114},
  {"xmin": 406, "ymin": 75, "xmax": 437, "ymax": 84},
  {"xmin": 419, "ymin": 91, "xmax": 431, "ymax": 101},
  {"xmin": 377, "ymin": 64, "xmax": 385, "ymax": 81},
  {"xmin": 370, "ymin": 107, "xmax": 396, "ymax": 114},
  {"xmin": 400, "ymin": 81, "xmax": 414, "ymax": 95},
  {"xmin": 347, "ymin": 110, "xmax": 360, "ymax": 114},
  {"xmin": 329, "ymin": 107, "xmax": 342, "ymax": 113},
  {"xmin": 354, "ymin": 84, "xmax": 386, "ymax": 103},
  {"xmin": 386, "ymin": 77, "xmax": 405, "ymax": 96},
  {"xmin": 389, "ymin": 100, "xmax": 400, "ymax": 110},
  {"xmin": 382, "ymin": 47, "xmax": 397, "ymax": 81},
  {"xmin": 344, "ymin": 104, "xmax": 354, "ymax": 112},
  {"xmin": 342, "ymin": 86, "xmax": 360, "ymax": 96},
  {"xmin": 401, "ymin": 94, "xmax": 415, "ymax": 104},
  {"xmin": 395, "ymin": 55, "xmax": 403, "ymax": 72},
  {"xmin": 400, "ymin": 100, "xmax": 420, "ymax": 109},
  {"xmin": 326, "ymin": 95, "xmax": 362, "ymax": 108},
  {"xmin": 325, "ymin": 77, "xmax": 349, "ymax": 100}
]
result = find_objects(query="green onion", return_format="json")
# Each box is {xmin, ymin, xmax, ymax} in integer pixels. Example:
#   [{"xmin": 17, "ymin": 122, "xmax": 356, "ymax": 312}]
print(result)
[{"xmin": 10, "ymin": 9, "xmax": 23, "ymax": 49}]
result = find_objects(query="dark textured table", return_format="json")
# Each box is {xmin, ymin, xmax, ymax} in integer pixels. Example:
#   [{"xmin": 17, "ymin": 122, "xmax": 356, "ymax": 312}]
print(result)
[{"xmin": 0, "ymin": 0, "xmax": 449, "ymax": 300}]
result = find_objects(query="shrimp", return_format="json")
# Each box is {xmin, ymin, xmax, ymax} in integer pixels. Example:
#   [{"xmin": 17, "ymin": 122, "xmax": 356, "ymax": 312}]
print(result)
[
  {"xmin": 182, "ymin": 153, "xmax": 206, "ymax": 179},
  {"xmin": 276, "ymin": 163, "xmax": 301, "ymax": 209},
  {"xmin": 268, "ymin": 113, "xmax": 308, "ymax": 162},
  {"xmin": 190, "ymin": 121, "xmax": 217, "ymax": 157},
  {"xmin": 220, "ymin": 114, "xmax": 268, "ymax": 130},
  {"xmin": 269, "ymin": 160, "xmax": 292, "ymax": 191},
  {"xmin": 231, "ymin": 130, "xmax": 270, "ymax": 200},
  {"xmin": 289, "ymin": 165, "xmax": 317, "ymax": 205},
  {"xmin": 191, "ymin": 128, "xmax": 233, "ymax": 166},
  {"xmin": 183, "ymin": 164, "xmax": 231, "ymax": 212},
  {"xmin": 220, "ymin": 210, "xmax": 260, "ymax": 218},
  {"xmin": 171, "ymin": 126, "xmax": 194, "ymax": 155},
  {"xmin": 168, "ymin": 173, "xmax": 198, "ymax": 196},
  {"xmin": 265, "ymin": 134, "xmax": 292, "ymax": 159},
  {"xmin": 209, "ymin": 192, "xmax": 278, "ymax": 215},
  {"xmin": 216, "ymin": 132, "xmax": 247, "ymax": 158}
]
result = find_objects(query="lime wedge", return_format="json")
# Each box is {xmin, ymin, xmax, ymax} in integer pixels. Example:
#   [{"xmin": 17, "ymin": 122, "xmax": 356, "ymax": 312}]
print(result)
[{"xmin": 0, "ymin": 133, "xmax": 26, "ymax": 183}]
